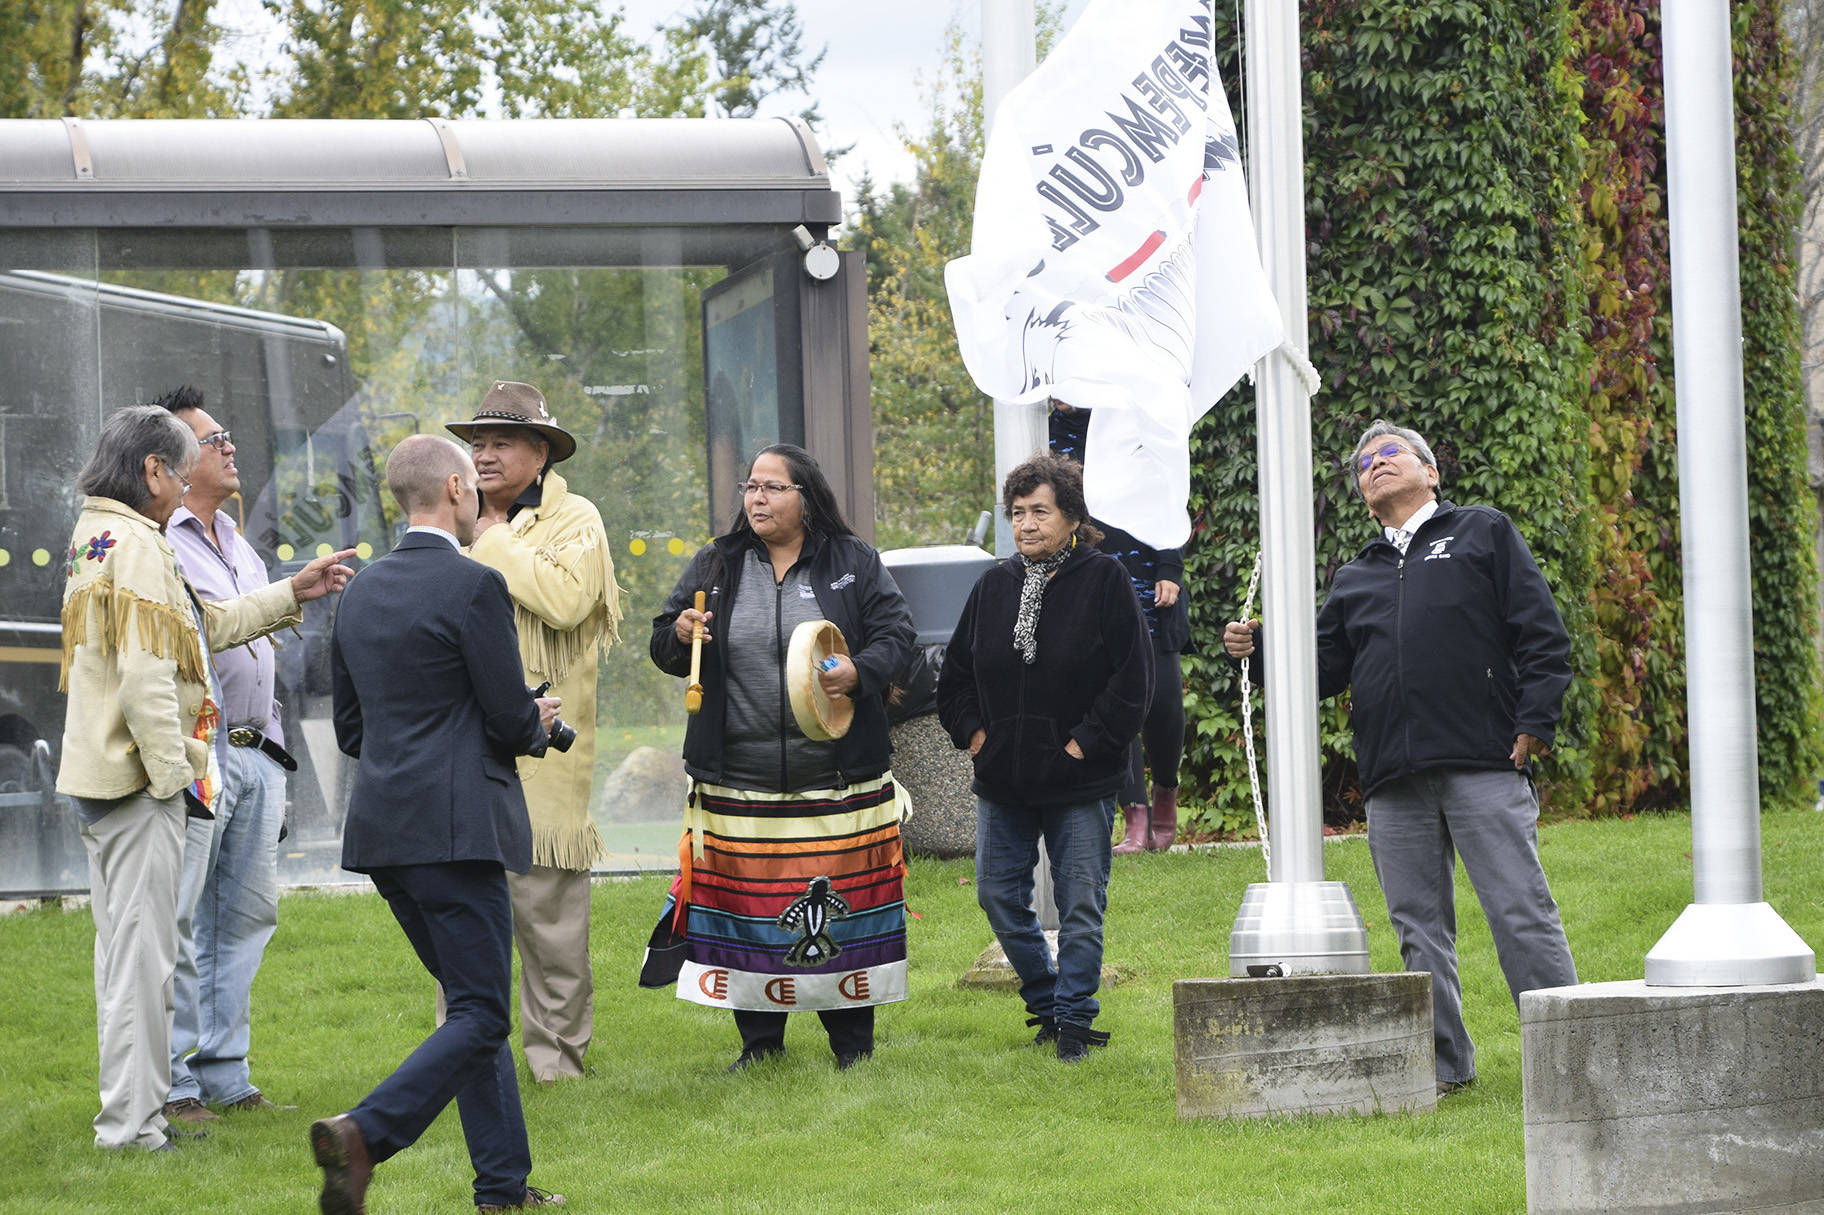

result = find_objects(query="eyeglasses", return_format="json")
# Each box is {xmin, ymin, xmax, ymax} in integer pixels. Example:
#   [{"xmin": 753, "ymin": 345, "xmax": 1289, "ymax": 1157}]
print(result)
[
  {"xmin": 1355, "ymin": 442, "xmax": 1412, "ymax": 472},
  {"xmin": 198, "ymin": 430, "xmax": 232, "ymax": 451},
  {"xmin": 738, "ymin": 480, "xmax": 802, "ymax": 497},
  {"xmin": 160, "ymin": 458, "xmax": 192, "ymax": 491}
]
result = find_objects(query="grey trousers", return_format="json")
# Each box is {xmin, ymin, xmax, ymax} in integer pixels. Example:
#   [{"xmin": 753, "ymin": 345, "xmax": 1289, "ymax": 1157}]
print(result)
[
  {"xmin": 1366, "ymin": 767, "xmax": 1578, "ymax": 1084},
  {"xmin": 76, "ymin": 790, "xmax": 186, "ymax": 1149}
]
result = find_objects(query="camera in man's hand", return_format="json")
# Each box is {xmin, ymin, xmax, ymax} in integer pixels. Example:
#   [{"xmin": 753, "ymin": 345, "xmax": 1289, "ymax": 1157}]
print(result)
[{"xmin": 529, "ymin": 681, "xmax": 576, "ymax": 753}]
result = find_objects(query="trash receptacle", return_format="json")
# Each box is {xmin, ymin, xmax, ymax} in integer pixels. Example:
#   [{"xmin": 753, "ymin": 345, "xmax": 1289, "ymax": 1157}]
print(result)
[{"xmin": 881, "ymin": 544, "xmax": 998, "ymax": 858}]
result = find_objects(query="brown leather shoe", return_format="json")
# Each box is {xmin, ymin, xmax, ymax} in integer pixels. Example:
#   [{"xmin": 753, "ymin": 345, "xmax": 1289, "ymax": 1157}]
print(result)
[
  {"xmin": 221, "ymin": 1090, "xmax": 297, "ymax": 1113},
  {"xmin": 161, "ymin": 1097, "xmax": 219, "ymax": 1124},
  {"xmin": 309, "ymin": 1115, "xmax": 372, "ymax": 1215},
  {"xmin": 478, "ymin": 1185, "xmax": 566, "ymax": 1210}
]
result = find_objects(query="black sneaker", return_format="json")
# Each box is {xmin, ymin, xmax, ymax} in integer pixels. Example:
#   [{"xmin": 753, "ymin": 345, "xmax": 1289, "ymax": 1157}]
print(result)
[
  {"xmin": 1056, "ymin": 1022, "xmax": 1110, "ymax": 1063},
  {"xmin": 1026, "ymin": 1015, "xmax": 1059, "ymax": 1046},
  {"xmin": 835, "ymin": 1049, "xmax": 872, "ymax": 1071}
]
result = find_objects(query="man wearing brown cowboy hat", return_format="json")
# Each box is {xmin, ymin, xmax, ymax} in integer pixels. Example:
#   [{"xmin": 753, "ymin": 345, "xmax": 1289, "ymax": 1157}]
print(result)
[{"xmin": 447, "ymin": 380, "xmax": 623, "ymax": 1083}]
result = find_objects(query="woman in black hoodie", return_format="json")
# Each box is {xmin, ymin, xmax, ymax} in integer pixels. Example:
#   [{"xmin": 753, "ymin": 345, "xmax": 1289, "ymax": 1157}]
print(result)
[{"xmin": 937, "ymin": 453, "xmax": 1152, "ymax": 1062}]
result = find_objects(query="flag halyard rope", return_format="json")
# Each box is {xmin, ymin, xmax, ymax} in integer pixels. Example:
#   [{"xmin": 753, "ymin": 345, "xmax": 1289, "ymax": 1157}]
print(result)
[{"xmin": 1239, "ymin": 547, "xmax": 1269, "ymax": 879}]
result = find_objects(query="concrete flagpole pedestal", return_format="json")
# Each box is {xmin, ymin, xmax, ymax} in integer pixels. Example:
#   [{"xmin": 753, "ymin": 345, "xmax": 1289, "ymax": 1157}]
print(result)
[
  {"xmin": 1175, "ymin": 973, "xmax": 1434, "ymax": 1119},
  {"xmin": 1520, "ymin": 4, "xmax": 1820, "ymax": 1209},
  {"xmin": 1521, "ymin": 979, "xmax": 1824, "ymax": 1214}
]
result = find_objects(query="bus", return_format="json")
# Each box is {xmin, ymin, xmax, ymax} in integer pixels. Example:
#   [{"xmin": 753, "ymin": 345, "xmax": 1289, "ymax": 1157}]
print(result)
[{"xmin": 0, "ymin": 271, "xmax": 396, "ymax": 894}]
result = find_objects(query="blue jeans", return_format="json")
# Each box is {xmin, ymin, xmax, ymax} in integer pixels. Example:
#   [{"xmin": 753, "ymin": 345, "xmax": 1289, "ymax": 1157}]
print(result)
[
  {"xmin": 170, "ymin": 745, "xmax": 284, "ymax": 1104},
  {"xmin": 975, "ymin": 794, "xmax": 1116, "ymax": 1028}
]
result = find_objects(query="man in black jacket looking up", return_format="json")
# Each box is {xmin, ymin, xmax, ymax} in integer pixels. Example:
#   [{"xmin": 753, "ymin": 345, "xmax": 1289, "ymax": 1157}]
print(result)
[{"xmin": 1223, "ymin": 419, "xmax": 1577, "ymax": 1098}]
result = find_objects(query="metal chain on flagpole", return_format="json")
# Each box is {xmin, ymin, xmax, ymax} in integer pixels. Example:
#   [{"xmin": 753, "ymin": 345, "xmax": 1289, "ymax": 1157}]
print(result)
[{"xmin": 1238, "ymin": 546, "xmax": 1270, "ymax": 878}]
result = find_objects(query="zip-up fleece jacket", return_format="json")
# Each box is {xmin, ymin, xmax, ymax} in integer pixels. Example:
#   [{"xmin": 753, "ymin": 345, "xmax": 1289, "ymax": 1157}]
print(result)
[
  {"xmin": 937, "ymin": 540, "xmax": 1153, "ymax": 808},
  {"xmin": 650, "ymin": 529, "xmax": 915, "ymax": 787},
  {"xmin": 1307, "ymin": 499, "xmax": 1572, "ymax": 795}
]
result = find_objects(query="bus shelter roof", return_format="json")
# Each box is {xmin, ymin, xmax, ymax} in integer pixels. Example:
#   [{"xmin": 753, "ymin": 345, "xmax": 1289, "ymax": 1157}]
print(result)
[{"xmin": 0, "ymin": 117, "xmax": 840, "ymax": 230}]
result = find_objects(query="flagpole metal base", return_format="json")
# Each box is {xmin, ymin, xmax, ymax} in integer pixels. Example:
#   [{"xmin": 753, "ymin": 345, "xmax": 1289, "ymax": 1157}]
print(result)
[
  {"xmin": 1228, "ymin": 880, "xmax": 1370, "ymax": 976},
  {"xmin": 1644, "ymin": 902, "xmax": 1816, "ymax": 987}
]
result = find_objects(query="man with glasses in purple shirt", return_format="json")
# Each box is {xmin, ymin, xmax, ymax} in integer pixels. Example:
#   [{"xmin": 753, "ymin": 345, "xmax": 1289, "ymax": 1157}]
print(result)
[{"xmin": 158, "ymin": 386, "xmax": 298, "ymax": 1124}]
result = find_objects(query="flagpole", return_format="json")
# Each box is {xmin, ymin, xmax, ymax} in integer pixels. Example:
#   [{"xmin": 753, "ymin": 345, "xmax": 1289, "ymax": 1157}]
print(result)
[
  {"xmin": 1643, "ymin": 0, "xmax": 1814, "ymax": 985},
  {"xmin": 1226, "ymin": 0, "xmax": 1368, "ymax": 975},
  {"xmin": 982, "ymin": 0, "xmax": 1046, "ymax": 562}
]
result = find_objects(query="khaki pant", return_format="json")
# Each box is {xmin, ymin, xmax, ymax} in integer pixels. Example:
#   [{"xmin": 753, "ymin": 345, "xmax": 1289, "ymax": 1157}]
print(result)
[
  {"xmin": 78, "ymin": 791, "xmax": 186, "ymax": 1149},
  {"xmin": 507, "ymin": 864, "xmax": 594, "ymax": 1081}
]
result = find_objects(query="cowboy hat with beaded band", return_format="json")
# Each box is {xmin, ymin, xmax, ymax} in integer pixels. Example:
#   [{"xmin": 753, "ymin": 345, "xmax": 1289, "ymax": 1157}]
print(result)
[{"xmin": 446, "ymin": 380, "xmax": 577, "ymax": 463}]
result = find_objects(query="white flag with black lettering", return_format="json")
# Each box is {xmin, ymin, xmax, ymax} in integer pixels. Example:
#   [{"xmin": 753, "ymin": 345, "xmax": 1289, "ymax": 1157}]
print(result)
[{"xmin": 945, "ymin": 0, "xmax": 1283, "ymax": 548}]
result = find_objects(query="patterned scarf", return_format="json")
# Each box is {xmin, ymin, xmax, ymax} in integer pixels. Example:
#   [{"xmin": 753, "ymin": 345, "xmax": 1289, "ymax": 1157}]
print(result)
[{"xmin": 1013, "ymin": 534, "xmax": 1075, "ymax": 665}]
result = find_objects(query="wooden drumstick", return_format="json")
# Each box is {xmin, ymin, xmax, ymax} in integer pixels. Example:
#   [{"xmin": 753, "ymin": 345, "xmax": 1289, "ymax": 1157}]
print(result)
[{"xmin": 685, "ymin": 590, "xmax": 706, "ymax": 714}]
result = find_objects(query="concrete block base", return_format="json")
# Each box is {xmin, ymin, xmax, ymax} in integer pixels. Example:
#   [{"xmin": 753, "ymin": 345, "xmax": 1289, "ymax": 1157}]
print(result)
[
  {"xmin": 956, "ymin": 931, "xmax": 1121, "ymax": 992},
  {"xmin": 1521, "ymin": 978, "xmax": 1824, "ymax": 1214},
  {"xmin": 1173, "ymin": 973, "xmax": 1434, "ymax": 1119}
]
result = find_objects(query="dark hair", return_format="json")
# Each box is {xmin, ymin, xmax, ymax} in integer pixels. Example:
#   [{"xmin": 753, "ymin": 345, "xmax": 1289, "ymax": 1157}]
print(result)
[
  {"xmin": 1001, "ymin": 452, "xmax": 1103, "ymax": 546},
  {"xmin": 75, "ymin": 405, "xmax": 197, "ymax": 510},
  {"xmin": 153, "ymin": 385, "xmax": 206, "ymax": 417},
  {"xmin": 727, "ymin": 443, "xmax": 856, "ymax": 540}
]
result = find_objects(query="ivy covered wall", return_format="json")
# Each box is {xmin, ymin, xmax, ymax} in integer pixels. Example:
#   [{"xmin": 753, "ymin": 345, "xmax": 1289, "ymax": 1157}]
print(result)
[{"xmin": 1180, "ymin": 0, "xmax": 1823, "ymax": 827}]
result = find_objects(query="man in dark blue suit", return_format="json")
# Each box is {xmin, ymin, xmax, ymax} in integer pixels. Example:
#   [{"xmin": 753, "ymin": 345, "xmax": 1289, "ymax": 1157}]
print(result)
[{"xmin": 311, "ymin": 434, "xmax": 565, "ymax": 1213}]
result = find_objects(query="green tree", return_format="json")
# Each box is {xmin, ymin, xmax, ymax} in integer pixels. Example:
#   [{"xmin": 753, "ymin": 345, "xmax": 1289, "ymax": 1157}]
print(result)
[
  {"xmin": 266, "ymin": 0, "xmax": 658, "ymax": 120},
  {"xmin": 684, "ymin": 0, "xmax": 825, "ymax": 125},
  {"xmin": 0, "ymin": 0, "xmax": 238, "ymax": 118},
  {"xmin": 853, "ymin": 24, "xmax": 991, "ymax": 549},
  {"xmin": 854, "ymin": 8, "xmax": 1064, "ymax": 548}
]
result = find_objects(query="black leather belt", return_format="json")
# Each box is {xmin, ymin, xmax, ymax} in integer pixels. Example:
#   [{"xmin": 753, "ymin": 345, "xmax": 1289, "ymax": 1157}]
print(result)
[{"xmin": 226, "ymin": 725, "xmax": 298, "ymax": 772}]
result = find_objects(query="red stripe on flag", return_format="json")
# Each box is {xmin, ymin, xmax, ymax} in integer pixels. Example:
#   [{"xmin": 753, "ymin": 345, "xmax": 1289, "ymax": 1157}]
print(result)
[{"xmin": 1106, "ymin": 229, "xmax": 1166, "ymax": 282}]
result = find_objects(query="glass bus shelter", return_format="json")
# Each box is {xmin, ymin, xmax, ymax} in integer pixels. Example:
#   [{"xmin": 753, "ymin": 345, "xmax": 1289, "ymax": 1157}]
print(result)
[{"xmin": 0, "ymin": 116, "xmax": 872, "ymax": 895}]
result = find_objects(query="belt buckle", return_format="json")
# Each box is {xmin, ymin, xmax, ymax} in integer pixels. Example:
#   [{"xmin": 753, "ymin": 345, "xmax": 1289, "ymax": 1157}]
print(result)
[{"xmin": 228, "ymin": 727, "xmax": 257, "ymax": 747}]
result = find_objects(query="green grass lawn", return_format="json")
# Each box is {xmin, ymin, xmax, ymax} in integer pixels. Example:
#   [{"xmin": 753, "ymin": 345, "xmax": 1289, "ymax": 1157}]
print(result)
[{"xmin": 3, "ymin": 811, "xmax": 1821, "ymax": 1214}]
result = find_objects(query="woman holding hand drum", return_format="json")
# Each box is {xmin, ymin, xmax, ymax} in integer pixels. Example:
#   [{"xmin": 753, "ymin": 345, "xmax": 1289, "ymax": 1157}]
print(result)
[{"xmin": 650, "ymin": 444, "xmax": 915, "ymax": 1070}]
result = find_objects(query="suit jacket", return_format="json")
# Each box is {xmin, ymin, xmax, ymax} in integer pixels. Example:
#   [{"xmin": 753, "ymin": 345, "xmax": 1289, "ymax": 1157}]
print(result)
[{"xmin": 331, "ymin": 531, "xmax": 547, "ymax": 874}]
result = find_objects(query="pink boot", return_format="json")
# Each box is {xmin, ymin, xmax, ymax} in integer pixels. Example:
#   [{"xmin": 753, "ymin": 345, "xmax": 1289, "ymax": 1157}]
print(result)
[
  {"xmin": 1112, "ymin": 802, "xmax": 1149, "ymax": 855},
  {"xmin": 1148, "ymin": 785, "xmax": 1179, "ymax": 851}
]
